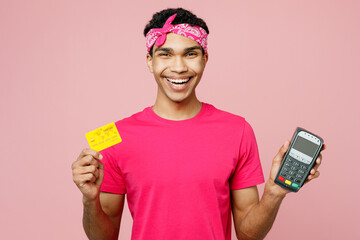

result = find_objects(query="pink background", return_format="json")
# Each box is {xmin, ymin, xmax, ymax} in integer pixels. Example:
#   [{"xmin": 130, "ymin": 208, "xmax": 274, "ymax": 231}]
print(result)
[{"xmin": 1, "ymin": 0, "xmax": 359, "ymax": 239}]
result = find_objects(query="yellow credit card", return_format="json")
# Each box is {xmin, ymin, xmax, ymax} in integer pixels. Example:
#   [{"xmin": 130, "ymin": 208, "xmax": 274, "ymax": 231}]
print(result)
[{"xmin": 85, "ymin": 122, "xmax": 122, "ymax": 151}]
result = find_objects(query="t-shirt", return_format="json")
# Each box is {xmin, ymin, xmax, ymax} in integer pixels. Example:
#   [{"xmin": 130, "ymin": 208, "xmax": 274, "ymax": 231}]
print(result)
[{"xmin": 100, "ymin": 103, "xmax": 264, "ymax": 240}]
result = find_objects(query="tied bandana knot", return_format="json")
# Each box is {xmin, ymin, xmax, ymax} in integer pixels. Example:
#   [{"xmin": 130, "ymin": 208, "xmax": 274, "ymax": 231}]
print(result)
[
  {"xmin": 153, "ymin": 14, "xmax": 177, "ymax": 47},
  {"xmin": 146, "ymin": 14, "xmax": 208, "ymax": 53}
]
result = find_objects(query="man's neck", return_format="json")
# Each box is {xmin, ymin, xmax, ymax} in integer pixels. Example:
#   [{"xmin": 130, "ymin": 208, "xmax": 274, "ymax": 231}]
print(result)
[{"xmin": 152, "ymin": 97, "xmax": 202, "ymax": 121}]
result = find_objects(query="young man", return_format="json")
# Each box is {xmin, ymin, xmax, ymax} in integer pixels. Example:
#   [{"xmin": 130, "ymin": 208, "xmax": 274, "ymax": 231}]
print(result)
[{"xmin": 72, "ymin": 8, "xmax": 324, "ymax": 240}]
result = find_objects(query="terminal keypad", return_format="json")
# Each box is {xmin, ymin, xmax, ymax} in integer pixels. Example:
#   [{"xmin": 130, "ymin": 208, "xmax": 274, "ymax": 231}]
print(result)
[{"xmin": 277, "ymin": 157, "xmax": 309, "ymax": 189}]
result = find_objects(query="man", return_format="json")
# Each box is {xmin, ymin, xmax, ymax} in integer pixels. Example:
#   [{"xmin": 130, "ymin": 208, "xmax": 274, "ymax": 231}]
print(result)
[{"xmin": 72, "ymin": 8, "xmax": 324, "ymax": 240}]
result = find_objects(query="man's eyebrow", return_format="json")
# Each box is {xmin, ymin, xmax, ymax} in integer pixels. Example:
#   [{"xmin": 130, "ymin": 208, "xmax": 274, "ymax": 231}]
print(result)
[
  {"xmin": 154, "ymin": 47, "xmax": 173, "ymax": 53},
  {"xmin": 155, "ymin": 46, "xmax": 203, "ymax": 53},
  {"xmin": 185, "ymin": 46, "xmax": 203, "ymax": 52}
]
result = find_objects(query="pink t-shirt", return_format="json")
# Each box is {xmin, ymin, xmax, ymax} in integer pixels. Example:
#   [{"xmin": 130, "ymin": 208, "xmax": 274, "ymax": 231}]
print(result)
[{"xmin": 100, "ymin": 103, "xmax": 264, "ymax": 240}]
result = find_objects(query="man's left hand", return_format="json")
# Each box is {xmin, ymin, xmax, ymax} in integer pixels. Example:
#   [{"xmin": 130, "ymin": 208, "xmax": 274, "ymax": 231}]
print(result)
[{"xmin": 267, "ymin": 141, "xmax": 326, "ymax": 197}]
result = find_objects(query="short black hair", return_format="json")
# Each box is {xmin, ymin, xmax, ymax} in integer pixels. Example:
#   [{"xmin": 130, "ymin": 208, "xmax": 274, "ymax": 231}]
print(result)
[{"xmin": 144, "ymin": 8, "xmax": 209, "ymax": 56}]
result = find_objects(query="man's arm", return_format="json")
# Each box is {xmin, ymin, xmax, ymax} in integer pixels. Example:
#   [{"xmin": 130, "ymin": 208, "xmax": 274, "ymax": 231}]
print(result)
[
  {"xmin": 83, "ymin": 192, "xmax": 125, "ymax": 240},
  {"xmin": 231, "ymin": 183, "xmax": 285, "ymax": 240},
  {"xmin": 72, "ymin": 149, "xmax": 125, "ymax": 240},
  {"xmin": 231, "ymin": 141, "xmax": 325, "ymax": 240}
]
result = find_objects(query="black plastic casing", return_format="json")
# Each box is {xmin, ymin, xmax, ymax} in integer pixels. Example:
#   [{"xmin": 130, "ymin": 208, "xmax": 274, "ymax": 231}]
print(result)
[{"xmin": 274, "ymin": 127, "xmax": 324, "ymax": 192}]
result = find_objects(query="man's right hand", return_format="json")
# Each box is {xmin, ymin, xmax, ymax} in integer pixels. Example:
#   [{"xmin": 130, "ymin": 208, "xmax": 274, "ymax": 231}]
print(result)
[{"xmin": 72, "ymin": 148, "xmax": 104, "ymax": 202}]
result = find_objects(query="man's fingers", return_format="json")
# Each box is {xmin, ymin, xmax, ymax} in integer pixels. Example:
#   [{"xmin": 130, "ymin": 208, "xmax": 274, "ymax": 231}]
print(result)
[
  {"xmin": 307, "ymin": 170, "xmax": 320, "ymax": 181},
  {"xmin": 73, "ymin": 158, "xmax": 103, "ymax": 183},
  {"xmin": 72, "ymin": 148, "xmax": 105, "ymax": 187},
  {"xmin": 273, "ymin": 141, "xmax": 290, "ymax": 164},
  {"xmin": 78, "ymin": 148, "xmax": 103, "ymax": 161},
  {"xmin": 321, "ymin": 143, "xmax": 327, "ymax": 151},
  {"xmin": 310, "ymin": 143, "xmax": 325, "ymax": 173},
  {"xmin": 313, "ymin": 153, "xmax": 322, "ymax": 169},
  {"xmin": 74, "ymin": 173, "xmax": 97, "ymax": 187},
  {"xmin": 81, "ymin": 155, "xmax": 100, "ymax": 167},
  {"xmin": 306, "ymin": 148, "xmax": 325, "ymax": 183},
  {"xmin": 74, "ymin": 165, "xmax": 100, "ymax": 178},
  {"xmin": 307, "ymin": 152, "xmax": 323, "ymax": 177},
  {"xmin": 73, "ymin": 151, "xmax": 102, "ymax": 170},
  {"xmin": 270, "ymin": 141, "xmax": 291, "ymax": 181}
]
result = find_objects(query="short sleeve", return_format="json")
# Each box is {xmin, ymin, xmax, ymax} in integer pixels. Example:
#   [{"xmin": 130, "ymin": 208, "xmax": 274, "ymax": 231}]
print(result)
[
  {"xmin": 230, "ymin": 121, "xmax": 265, "ymax": 190},
  {"xmin": 99, "ymin": 147, "xmax": 126, "ymax": 194}
]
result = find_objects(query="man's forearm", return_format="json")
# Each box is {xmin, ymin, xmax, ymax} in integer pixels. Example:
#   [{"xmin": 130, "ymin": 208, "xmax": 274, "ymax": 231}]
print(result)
[
  {"xmin": 236, "ymin": 181, "xmax": 286, "ymax": 240},
  {"xmin": 83, "ymin": 198, "xmax": 119, "ymax": 240}
]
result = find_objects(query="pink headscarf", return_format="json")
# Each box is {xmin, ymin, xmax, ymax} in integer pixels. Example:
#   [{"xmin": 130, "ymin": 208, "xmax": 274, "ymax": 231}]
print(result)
[{"xmin": 145, "ymin": 14, "xmax": 208, "ymax": 53}]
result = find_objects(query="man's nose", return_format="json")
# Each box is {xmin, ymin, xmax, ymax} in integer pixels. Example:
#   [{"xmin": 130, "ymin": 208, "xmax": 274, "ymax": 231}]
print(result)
[{"xmin": 170, "ymin": 56, "xmax": 188, "ymax": 73}]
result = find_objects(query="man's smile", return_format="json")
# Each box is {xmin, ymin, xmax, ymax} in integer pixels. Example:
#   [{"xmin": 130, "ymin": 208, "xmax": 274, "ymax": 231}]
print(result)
[
  {"xmin": 165, "ymin": 77, "xmax": 192, "ymax": 85},
  {"xmin": 164, "ymin": 77, "xmax": 193, "ymax": 90}
]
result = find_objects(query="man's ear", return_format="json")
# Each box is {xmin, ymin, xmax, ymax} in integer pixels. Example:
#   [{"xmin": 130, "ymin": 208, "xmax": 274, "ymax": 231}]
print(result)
[
  {"xmin": 146, "ymin": 53, "xmax": 153, "ymax": 73},
  {"xmin": 202, "ymin": 53, "xmax": 209, "ymax": 66}
]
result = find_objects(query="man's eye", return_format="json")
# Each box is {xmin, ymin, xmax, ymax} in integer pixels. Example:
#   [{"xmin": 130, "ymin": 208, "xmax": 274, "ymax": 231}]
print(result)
[
  {"xmin": 186, "ymin": 52, "xmax": 197, "ymax": 57},
  {"xmin": 159, "ymin": 53, "xmax": 170, "ymax": 56}
]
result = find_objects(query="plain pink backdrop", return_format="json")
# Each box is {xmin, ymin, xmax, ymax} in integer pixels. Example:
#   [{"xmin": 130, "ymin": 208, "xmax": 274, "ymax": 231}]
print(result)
[{"xmin": 1, "ymin": 0, "xmax": 359, "ymax": 239}]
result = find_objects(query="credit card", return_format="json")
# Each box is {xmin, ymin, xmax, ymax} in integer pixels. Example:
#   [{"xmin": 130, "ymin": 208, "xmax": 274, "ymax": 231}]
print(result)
[{"xmin": 85, "ymin": 122, "xmax": 122, "ymax": 151}]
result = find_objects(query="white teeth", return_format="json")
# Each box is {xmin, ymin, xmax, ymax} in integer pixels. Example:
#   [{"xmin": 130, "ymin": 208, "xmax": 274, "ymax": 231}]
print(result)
[{"xmin": 166, "ymin": 78, "xmax": 190, "ymax": 84}]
